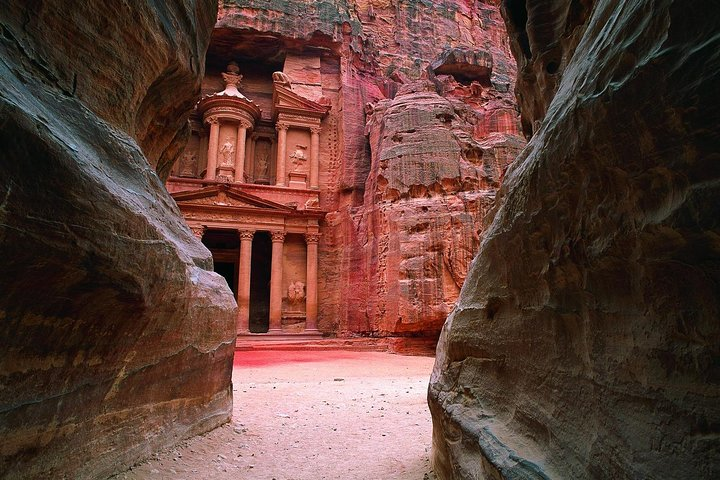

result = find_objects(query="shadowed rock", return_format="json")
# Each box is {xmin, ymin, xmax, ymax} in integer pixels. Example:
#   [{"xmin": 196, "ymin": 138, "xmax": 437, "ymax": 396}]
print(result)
[
  {"xmin": 430, "ymin": 0, "xmax": 720, "ymax": 478},
  {"xmin": 431, "ymin": 48, "xmax": 494, "ymax": 86},
  {"xmin": 0, "ymin": 1, "xmax": 237, "ymax": 478}
]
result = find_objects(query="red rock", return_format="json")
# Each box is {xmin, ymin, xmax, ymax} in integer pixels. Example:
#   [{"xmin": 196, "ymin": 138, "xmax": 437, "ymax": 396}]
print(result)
[
  {"xmin": 207, "ymin": 0, "xmax": 524, "ymax": 340},
  {"xmin": 0, "ymin": 1, "xmax": 236, "ymax": 478},
  {"xmin": 430, "ymin": 1, "xmax": 720, "ymax": 478}
]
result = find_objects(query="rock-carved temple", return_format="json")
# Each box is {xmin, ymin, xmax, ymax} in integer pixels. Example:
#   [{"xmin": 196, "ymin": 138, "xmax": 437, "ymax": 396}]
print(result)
[
  {"xmin": 3, "ymin": 0, "xmax": 717, "ymax": 478},
  {"xmin": 167, "ymin": 62, "xmax": 330, "ymax": 337}
]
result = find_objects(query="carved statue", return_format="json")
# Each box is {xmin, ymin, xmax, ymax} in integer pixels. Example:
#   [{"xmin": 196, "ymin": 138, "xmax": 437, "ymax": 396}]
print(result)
[
  {"xmin": 220, "ymin": 138, "xmax": 235, "ymax": 166},
  {"xmin": 289, "ymin": 144, "xmax": 307, "ymax": 170},
  {"xmin": 272, "ymin": 71, "xmax": 292, "ymax": 88},
  {"xmin": 178, "ymin": 152, "xmax": 196, "ymax": 177},
  {"xmin": 287, "ymin": 281, "xmax": 306, "ymax": 304},
  {"xmin": 255, "ymin": 141, "xmax": 270, "ymax": 178}
]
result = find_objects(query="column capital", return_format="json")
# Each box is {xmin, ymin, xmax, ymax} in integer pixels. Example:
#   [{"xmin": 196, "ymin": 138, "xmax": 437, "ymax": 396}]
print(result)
[
  {"xmin": 304, "ymin": 233, "xmax": 320, "ymax": 244},
  {"xmin": 276, "ymin": 122, "xmax": 289, "ymax": 132},
  {"xmin": 238, "ymin": 229, "xmax": 255, "ymax": 241},
  {"xmin": 206, "ymin": 116, "xmax": 220, "ymax": 126},
  {"xmin": 310, "ymin": 126, "xmax": 322, "ymax": 135},
  {"xmin": 239, "ymin": 120, "xmax": 253, "ymax": 130},
  {"xmin": 190, "ymin": 225, "xmax": 206, "ymax": 238},
  {"xmin": 271, "ymin": 231, "xmax": 286, "ymax": 243}
]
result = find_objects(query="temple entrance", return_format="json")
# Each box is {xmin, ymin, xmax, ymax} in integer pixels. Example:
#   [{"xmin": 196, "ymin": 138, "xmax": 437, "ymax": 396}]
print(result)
[
  {"xmin": 214, "ymin": 262, "xmax": 237, "ymax": 296},
  {"xmin": 249, "ymin": 231, "xmax": 272, "ymax": 333},
  {"xmin": 201, "ymin": 229, "xmax": 240, "ymax": 295}
]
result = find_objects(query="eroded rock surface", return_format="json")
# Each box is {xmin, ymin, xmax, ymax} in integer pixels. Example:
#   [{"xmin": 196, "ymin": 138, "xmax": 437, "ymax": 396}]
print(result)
[
  {"xmin": 353, "ymin": 81, "xmax": 523, "ymax": 336},
  {"xmin": 0, "ymin": 1, "xmax": 236, "ymax": 478},
  {"xmin": 213, "ymin": 0, "xmax": 524, "ymax": 340},
  {"xmin": 430, "ymin": 0, "xmax": 720, "ymax": 478}
]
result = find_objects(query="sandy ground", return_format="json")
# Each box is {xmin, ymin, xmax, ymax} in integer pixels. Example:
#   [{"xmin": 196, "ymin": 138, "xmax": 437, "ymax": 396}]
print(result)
[{"xmin": 113, "ymin": 350, "xmax": 438, "ymax": 480}]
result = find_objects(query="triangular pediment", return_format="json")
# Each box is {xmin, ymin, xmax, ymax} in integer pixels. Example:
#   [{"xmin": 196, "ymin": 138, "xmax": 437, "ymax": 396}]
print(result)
[
  {"xmin": 273, "ymin": 85, "xmax": 330, "ymax": 119},
  {"xmin": 172, "ymin": 184, "xmax": 295, "ymax": 212}
]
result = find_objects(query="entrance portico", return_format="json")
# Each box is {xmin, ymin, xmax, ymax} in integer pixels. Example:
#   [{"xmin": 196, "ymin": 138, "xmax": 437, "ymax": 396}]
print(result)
[{"xmin": 176, "ymin": 184, "xmax": 322, "ymax": 338}]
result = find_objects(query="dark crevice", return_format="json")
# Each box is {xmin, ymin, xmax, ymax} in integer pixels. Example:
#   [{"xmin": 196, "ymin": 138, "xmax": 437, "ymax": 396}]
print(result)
[{"xmin": 505, "ymin": 0, "xmax": 531, "ymax": 59}]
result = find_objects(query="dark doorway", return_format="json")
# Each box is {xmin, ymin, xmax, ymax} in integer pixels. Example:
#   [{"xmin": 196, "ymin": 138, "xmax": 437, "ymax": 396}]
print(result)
[
  {"xmin": 214, "ymin": 262, "xmax": 237, "ymax": 297},
  {"xmin": 249, "ymin": 231, "xmax": 272, "ymax": 333},
  {"xmin": 201, "ymin": 229, "xmax": 240, "ymax": 297}
]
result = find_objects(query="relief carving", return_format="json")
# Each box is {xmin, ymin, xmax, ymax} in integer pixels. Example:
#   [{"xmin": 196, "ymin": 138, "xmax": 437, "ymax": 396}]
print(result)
[
  {"xmin": 178, "ymin": 152, "xmax": 197, "ymax": 177},
  {"xmin": 289, "ymin": 144, "xmax": 307, "ymax": 171},
  {"xmin": 220, "ymin": 138, "xmax": 235, "ymax": 166},
  {"xmin": 255, "ymin": 141, "xmax": 271, "ymax": 179},
  {"xmin": 287, "ymin": 281, "xmax": 306, "ymax": 304}
]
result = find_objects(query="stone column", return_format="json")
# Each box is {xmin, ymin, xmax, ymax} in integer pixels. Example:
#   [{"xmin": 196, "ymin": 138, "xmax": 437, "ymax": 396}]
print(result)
[
  {"xmin": 305, "ymin": 233, "xmax": 320, "ymax": 331},
  {"xmin": 234, "ymin": 122, "xmax": 249, "ymax": 183},
  {"xmin": 190, "ymin": 225, "xmax": 206, "ymax": 239},
  {"xmin": 206, "ymin": 118, "xmax": 220, "ymax": 180},
  {"xmin": 275, "ymin": 122, "xmax": 288, "ymax": 186},
  {"xmin": 310, "ymin": 127, "xmax": 321, "ymax": 189},
  {"xmin": 237, "ymin": 230, "xmax": 254, "ymax": 334},
  {"xmin": 268, "ymin": 231, "xmax": 286, "ymax": 332}
]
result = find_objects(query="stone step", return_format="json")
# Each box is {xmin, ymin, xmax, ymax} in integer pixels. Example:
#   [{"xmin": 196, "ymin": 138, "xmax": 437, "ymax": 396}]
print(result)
[{"xmin": 235, "ymin": 334, "xmax": 438, "ymax": 356}]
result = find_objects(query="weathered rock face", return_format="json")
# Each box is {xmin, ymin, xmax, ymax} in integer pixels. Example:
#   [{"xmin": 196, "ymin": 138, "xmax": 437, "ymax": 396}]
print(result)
[
  {"xmin": 214, "ymin": 0, "xmax": 524, "ymax": 340},
  {"xmin": 430, "ymin": 1, "xmax": 720, "ymax": 479},
  {"xmin": 0, "ymin": 1, "xmax": 236, "ymax": 478},
  {"xmin": 351, "ymin": 81, "xmax": 523, "ymax": 336}
]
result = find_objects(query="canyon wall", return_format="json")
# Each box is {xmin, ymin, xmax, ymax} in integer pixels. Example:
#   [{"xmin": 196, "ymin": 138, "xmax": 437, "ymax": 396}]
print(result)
[
  {"xmin": 215, "ymin": 0, "xmax": 524, "ymax": 339},
  {"xmin": 0, "ymin": 1, "xmax": 237, "ymax": 478},
  {"xmin": 430, "ymin": 0, "xmax": 720, "ymax": 478}
]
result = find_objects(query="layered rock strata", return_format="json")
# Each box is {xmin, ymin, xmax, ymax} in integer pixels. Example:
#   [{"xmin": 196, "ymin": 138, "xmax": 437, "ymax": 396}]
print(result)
[
  {"xmin": 0, "ymin": 1, "xmax": 236, "ymax": 478},
  {"xmin": 430, "ymin": 0, "xmax": 720, "ymax": 478},
  {"xmin": 214, "ymin": 0, "xmax": 524, "ymax": 339}
]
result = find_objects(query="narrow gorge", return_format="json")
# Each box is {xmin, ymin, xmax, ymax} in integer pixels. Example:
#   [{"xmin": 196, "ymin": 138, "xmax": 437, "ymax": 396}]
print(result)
[{"xmin": 1, "ymin": 0, "xmax": 717, "ymax": 479}]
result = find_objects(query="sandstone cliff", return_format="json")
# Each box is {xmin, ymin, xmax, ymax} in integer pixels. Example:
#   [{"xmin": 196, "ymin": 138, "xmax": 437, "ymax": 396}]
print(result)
[
  {"xmin": 430, "ymin": 0, "xmax": 720, "ymax": 478},
  {"xmin": 215, "ymin": 0, "xmax": 524, "ymax": 340},
  {"xmin": 0, "ymin": 1, "xmax": 236, "ymax": 478}
]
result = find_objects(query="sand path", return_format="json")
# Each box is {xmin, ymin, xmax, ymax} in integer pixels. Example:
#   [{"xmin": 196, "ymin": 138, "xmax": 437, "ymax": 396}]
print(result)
[{"xmin": 114, "ymin": 350, "xmax": 437, "ymax": 479}]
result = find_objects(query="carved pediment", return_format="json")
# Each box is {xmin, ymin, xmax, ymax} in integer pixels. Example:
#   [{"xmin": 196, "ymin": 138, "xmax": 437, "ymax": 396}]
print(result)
[
  {"xmin": 273, "ymin": 84, "xmax": 330, "ymax": 120},
  {"xmin": 172, "ymin": 185, "xmax": 295, "ymax": 213}
]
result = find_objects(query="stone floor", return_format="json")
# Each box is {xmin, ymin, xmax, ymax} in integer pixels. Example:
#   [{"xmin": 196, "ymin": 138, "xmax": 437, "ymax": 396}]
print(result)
[{"xmin": 113, "ymin": 350, "xmax": 437, "ymax": 479}]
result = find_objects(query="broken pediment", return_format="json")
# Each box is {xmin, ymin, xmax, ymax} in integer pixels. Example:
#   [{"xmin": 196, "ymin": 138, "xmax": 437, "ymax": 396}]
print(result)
[
  {"xmin": 172, "ymin": 185, "xmax": 296, "ymax": 212},
  {"xmin": 272, "ymin": 83, "xmax": 330, "ymax": 121}
]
